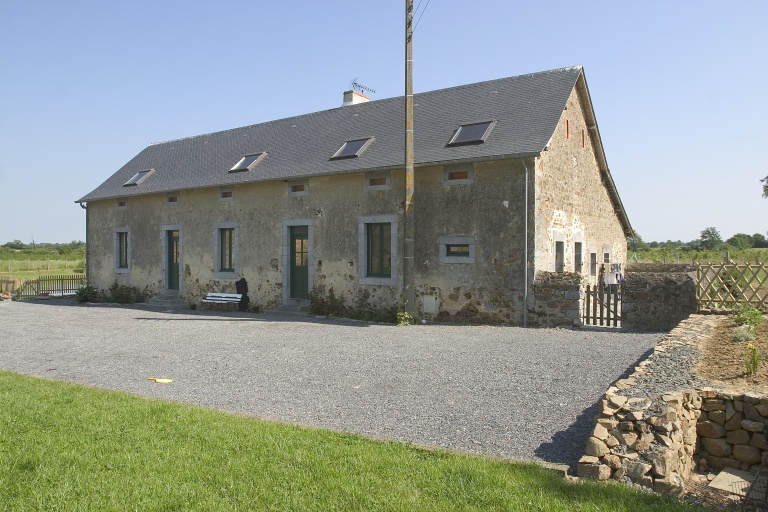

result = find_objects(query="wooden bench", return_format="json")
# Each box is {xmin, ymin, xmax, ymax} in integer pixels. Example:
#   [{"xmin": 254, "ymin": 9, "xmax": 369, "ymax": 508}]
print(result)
[{"xmin": 201, "ymin": 292, "xmax": 242, "ymax": 311}]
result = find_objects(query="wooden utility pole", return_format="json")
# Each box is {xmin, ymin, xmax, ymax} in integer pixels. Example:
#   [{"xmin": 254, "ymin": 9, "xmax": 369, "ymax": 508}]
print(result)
[{"xmin": 403, "ymin": 0, "xmax": 416, "ymax": 314}]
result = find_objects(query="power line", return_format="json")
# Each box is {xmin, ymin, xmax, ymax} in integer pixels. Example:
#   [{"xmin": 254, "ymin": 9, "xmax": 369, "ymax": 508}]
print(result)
[{"xmin": 414, "ymin": 0, "xmax": 432, "ymax": 31}]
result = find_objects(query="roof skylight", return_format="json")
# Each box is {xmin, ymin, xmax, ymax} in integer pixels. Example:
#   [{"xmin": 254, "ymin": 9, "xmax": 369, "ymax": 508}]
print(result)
[
  {"xmin": 447, "ymin": 121, "xmax": 496, "ymax": 146},
  {"xmin": 229, "ymin": 152, "xmax": 266, "ymax": 173},
  {"xmin": 123, "ymin": 169, "xmax": 155, "ymax": 187},
  {"xmin": 330, "ymin": 138, "xmax": 374, "ymax": 160}
]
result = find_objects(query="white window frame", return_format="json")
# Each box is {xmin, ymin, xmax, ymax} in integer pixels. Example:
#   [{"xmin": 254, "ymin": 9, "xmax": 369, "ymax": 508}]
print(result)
[
  {"xmin": 288, "ymin": 180, "xmax": 309, "ymax": 197},
  {"xmin": 442, "ymin": 164, "xmax": 474, "ymax": 186},
  {"xmin": 114, "ymin": 228, "xmax": 130, "ymax": 274},
  {"xmin": 555, "ymin": 241, "xmax": 565, "ymax": 273},
  {"xmin": 219, "ymin": 188, "xmax": 235, "ymax": 202},
  {"xmin": 574, "ymin": 241, "xmax": 583, "ymax": 273},
  {"xmin": 603, "ymin": 245, "xmax": 611, "ymax": 263},
  {"xmin": 213, "ymin": 222, "xmax": 238, "ymax": 279},
  {"xmin": 365, "ymin": 171, "xmax": 391, "ymax": 191},
  {"xmin": 439, "ymin": 236, "xmax": 476, "ymax": 264},
  {"xmin": 358, "ymin": 214, "xmax": 398, "ymax": 286}
]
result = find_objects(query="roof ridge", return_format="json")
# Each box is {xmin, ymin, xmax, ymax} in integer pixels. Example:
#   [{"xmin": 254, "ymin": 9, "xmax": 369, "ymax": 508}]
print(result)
[
  {"xmin": 414, "ymin": 65, "xmax": 583, "ymax": 98},
  {"xmin": 148, "ymin": 66, "xmax": 583, "ymax": 147}
]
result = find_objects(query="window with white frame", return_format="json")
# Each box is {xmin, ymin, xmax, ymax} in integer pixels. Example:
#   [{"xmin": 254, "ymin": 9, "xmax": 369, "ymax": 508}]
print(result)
[
  {"xmin": 555, "ymin": 241, "xmax": 565, "ymax": 272},
  {"xmin": 358, "ymin": 215, "xmax": 398, "ymax": 286},
  {"xmin": 214, "ymin": 222, "xmax": 238, "ymax": 278},
  {"xmin": 574, "ymin": 242, "xmax": 583, "ymax": 273},
  {"xmin": 439, "ymin": 236, "xmax": 476, "ymax": 264},
  {"xmin": 443, "ymin": 164, "xmax": 474, "ymax": 186},
  {"xmin": 114, "ymin": 228, "xmax": 130, "ymax": 273},
  {"xmin": 288, "ymin": 180, "xmax": 308, "ymax": 197},
  {"xmin": 365, "ymin": 171, "xmax": 391, "ymax": 191}
]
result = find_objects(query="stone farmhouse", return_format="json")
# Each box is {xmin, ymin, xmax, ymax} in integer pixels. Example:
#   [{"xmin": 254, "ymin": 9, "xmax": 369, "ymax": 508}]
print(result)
[{"xmin": 77, "ymin": 66, "xmax": 632, "ymax": 323}]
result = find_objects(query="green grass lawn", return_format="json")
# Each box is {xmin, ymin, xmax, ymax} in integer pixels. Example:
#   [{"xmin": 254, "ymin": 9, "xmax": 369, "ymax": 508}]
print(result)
[
  {"xmin": 0, "ymin": 371, "xmax": 708, "ymax": 511},
  {"xmin": 0, "ymin": 258, "xmax": 84, "ymax": 281},
  {"xmin": 0, "ymin": 270, "xmax": 83, "ymax": 283}
]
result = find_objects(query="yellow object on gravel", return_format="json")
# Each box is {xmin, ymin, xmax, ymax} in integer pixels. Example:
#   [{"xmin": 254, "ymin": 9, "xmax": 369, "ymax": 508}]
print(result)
[{"xmin": 147, "ymin": 377, "xmax": 173, "ymax": 384}]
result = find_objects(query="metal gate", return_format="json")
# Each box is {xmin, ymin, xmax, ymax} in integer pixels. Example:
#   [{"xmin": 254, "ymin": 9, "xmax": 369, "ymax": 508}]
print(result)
[{"xmin": 583, "ymin": 284, "xmax": 622, "ymax": 327}]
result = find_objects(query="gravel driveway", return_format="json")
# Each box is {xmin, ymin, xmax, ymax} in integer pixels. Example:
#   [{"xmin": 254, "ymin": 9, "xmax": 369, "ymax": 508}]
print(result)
[{"xmin": 0, "ymin": 299, "xmax": 663, "ymax": 467}]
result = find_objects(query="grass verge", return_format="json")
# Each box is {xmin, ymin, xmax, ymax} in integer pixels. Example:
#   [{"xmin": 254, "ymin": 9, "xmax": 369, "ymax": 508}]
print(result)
[{"xmin": 0, "ymin": 371, "xmax": 707, "ymax": 511}]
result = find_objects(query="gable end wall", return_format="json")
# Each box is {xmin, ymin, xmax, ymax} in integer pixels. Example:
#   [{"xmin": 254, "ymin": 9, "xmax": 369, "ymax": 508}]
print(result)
[{"xmin": 534, "ymin": 86, "xmax": 627, "ymax": 280}]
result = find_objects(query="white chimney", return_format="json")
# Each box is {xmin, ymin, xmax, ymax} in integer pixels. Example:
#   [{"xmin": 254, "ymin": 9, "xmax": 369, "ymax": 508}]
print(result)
[{"xmin": 342, "ymin": 90, "xmax": 370, "ymax": 106}]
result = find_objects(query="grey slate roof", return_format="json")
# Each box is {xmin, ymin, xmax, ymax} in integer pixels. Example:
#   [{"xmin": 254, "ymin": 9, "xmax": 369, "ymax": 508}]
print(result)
[
  {"xmin": 74, "ymin": 65, "xmax": 632, "ymax": 236},
  {"xmin": 78, "ymin": 66, "xmax": 585, "ymax": 202}
]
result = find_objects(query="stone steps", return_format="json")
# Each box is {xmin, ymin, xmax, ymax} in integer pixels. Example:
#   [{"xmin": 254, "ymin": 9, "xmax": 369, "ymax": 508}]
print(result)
[
  {"xmin": 147, "ymin": 293, "xmax": 188, "ymax": 310},
  {"xmin": 277, "ymin": 299, "xmax": 310, "ymax": 313}
]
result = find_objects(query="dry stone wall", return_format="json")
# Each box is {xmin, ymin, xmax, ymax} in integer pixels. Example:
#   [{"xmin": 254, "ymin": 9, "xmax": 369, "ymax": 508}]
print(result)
[
  {"xmin": 578, "ymin": 315, "xmax": 768, "ymax": 498},
  {"xmin": 528, "ymin": 271, "xmax": 583, "ymax": 328},
  {"xmin": 577, "ymin": 390, "xmax": 698, "ymax": 498},
  {"xmin": 697, "ymin": 389, "xmax": 768, "ymax": 473},
  {"xmin": 622, "ymin": 264, "xmax": 697, "ymax": 332}
]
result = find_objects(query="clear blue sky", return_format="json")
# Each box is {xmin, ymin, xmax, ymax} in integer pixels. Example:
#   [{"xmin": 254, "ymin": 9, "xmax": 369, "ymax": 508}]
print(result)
[{"xmin": 1, "ymin": 0, "xmax": 766, "ymax": 244}]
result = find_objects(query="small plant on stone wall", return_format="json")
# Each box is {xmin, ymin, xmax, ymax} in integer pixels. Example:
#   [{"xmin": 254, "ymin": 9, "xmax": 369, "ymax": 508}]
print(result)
[{"xmin": 746, "ymin": 342, "xmax": 761, "ymax": 378}]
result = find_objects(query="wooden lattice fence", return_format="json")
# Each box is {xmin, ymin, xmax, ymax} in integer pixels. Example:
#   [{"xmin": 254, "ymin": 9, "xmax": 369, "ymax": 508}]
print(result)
[{"xmin": 696, "ymin": 262, "xmax": 768, "ymax": 311}]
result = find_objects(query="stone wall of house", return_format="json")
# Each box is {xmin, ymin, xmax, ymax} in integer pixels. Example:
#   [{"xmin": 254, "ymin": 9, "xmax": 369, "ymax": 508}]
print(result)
[
  {"xmin": 527, "ymin": 271, "xmax": 584, "ymax": 328},
  {"xmin": 414, "ymin": 159, "xmax": 529, "ymax": 324},
  {"xmin": 622, "ymin": 264, "xmax": 698, "ymax": 331},
  {"xmin": 534, "ymin": 83, "xmax": 628, "ymax": 282},
  {"xmin": 86, "ymin": 160, "xmax": 533, "ymax": 322},
  {"xmin": 85, "ymin": 173, "xmax": 404, "ymax": 311}
]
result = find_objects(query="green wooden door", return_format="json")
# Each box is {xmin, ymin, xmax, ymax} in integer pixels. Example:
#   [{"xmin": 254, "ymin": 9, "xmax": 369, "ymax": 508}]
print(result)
[
  {"xmin": 167, "ymin": 230, "xmax": 180, "ymax": 290},
  {"xmin": 290, "ymin": 226, "xmax": 309, "ymax": 299}
]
